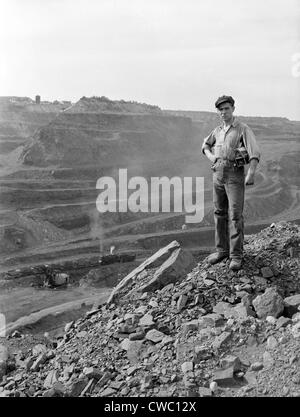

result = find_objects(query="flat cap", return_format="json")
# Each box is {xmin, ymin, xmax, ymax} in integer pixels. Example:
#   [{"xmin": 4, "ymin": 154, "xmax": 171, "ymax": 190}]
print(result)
[{"xmin": 215, "ymin": 95, "xmax": 235, "ymax": 108}]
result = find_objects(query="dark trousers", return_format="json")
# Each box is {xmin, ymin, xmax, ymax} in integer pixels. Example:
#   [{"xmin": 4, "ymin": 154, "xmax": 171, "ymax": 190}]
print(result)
[{"xmin": 212, "ymin": 160, "xmax": 245, "ymax": 260}]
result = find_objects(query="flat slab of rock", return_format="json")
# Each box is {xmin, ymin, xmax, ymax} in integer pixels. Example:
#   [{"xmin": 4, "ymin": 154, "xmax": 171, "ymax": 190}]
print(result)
[
  {"xmin": 252, "ymin": 287, "xmax": 284, "ymax": 319},
  {"xmin": 107, "ymin": 241, "xmax": 180, "ymax": 304},
  {"xmin": 139, "ymin": 314, "xmax": 154, "ymax": 327},
  {"xmin": 139, "ymin": 247, "xmax": 195, "ymax": 293},
  {"xmin": 213, "ymin": 302, "xmax": 234, "ymax": 318},
  {"xmin": 212, "ymin": 332, "xmax": 231, "ymax": 351},
  {"xmin": 145, "ymin": 329, "xmax": 165, "ymax": 343},
  {"xmin": 212, "ymin": 367, "xmax": 235, "ymax": 386}
]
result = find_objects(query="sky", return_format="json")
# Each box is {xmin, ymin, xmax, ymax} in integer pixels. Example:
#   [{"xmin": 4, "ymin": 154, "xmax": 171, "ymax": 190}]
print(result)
[{"xmin": 1, "ymin": 0, "xmax": 300, "ymax": 119}]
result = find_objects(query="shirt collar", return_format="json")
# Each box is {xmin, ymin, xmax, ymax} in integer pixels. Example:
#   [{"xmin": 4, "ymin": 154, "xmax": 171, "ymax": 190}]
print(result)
[
  {"xmin": 218, "ymin": 116, "xmax": 238, "ymax": 130},
  {"xmin": 232, "ymin": 117, "xmax": 238, "ymax": 127}
]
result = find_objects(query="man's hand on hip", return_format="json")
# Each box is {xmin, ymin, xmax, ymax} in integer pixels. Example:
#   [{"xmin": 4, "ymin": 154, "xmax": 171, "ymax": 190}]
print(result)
[
  {"xmin": 204, "ymin": 149, "xmax": 218, "ymax": 164},
  {"xmin": 245, "ymin": 171, "xmax": 255, "ymax": 185},
  {"xmin": 245, "ymin": 159, "xmax": 259, "ymax": 185}
]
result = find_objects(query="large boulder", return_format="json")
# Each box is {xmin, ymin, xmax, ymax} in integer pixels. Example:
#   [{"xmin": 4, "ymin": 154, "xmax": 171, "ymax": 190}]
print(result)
[{"xmin": 252, "ymin": 287, "xmax": 284, "ymax": 319}]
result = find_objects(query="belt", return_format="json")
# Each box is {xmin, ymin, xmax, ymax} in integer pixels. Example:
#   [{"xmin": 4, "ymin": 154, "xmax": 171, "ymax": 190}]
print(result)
[
  {"xmin": 211, "ymin": 158, "xmax": 243, "ymax": 171},
  {"xmin": 217, "ymin": 158, "xmax": 236, "ymax": 165},
  {"xmin": 220, "ymin": 157, "xmax": 234, "ymax": 161}
]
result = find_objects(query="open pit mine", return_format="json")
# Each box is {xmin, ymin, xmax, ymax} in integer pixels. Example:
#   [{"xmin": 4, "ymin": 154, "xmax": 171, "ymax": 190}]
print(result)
[{"xmin": 0, "ymin": 96, "xmax": 299, "ymax": 397}]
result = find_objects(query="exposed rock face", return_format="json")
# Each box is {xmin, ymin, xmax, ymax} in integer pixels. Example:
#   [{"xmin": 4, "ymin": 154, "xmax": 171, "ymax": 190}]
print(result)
[{"xmin": 20, "ymin": 98, "xmax": 194, "ymax": 167}]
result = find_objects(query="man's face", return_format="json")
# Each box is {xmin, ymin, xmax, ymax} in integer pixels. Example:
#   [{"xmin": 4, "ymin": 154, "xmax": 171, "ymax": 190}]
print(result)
[{"xmin": 217, "ymin": 102, "xmax": 235, "ymax": 122}]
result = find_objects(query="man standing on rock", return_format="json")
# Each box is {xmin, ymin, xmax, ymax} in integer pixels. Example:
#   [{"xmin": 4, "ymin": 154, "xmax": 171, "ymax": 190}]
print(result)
[{"xmin": 202, "ymin": 95, "xmax": 260, "ymax": 271}]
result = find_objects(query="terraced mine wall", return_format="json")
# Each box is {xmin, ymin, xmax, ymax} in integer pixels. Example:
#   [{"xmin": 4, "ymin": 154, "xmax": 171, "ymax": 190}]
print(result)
[{"xmin": 20, "ymin": 112, "xmax": 195, "ymax": 167}]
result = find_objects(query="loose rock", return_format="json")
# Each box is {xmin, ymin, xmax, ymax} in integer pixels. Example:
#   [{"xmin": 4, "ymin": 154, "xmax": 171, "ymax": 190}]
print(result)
[
  {"xmin": 252, "ymin": 287, "xmax": 284, "ymax": 319},
  {"xmin": 145, "ymin": 329, "xmax": 165, "ymax": 343},
  {"xmin": 284, "ymin": 294, "xmax": 300, "ymax": 316}
]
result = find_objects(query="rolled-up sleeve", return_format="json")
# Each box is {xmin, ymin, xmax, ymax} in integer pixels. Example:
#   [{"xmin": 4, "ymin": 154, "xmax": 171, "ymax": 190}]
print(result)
[
  {"xmin": 201, "ymin": 129, "xmax": 216, "ymax": 155},
  {"xmin": 242, "ymin": 125, "xmax": 260, "ymax": 162}
]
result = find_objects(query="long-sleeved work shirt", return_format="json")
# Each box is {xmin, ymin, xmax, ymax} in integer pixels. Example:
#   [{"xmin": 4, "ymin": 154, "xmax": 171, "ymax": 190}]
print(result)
[{"xmin": 201, "ymin": 117, "xmax": 260, "ymax": 162}]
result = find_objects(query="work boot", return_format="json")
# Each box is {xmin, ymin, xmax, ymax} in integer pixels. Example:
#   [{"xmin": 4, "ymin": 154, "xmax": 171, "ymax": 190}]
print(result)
[
  {"xmin": 207, "ymin": 252, "xmax": 229, "ymax": 265},
  {"xmin": 229, "ymin": 258, "xmax": 242, "ymax": 271}
]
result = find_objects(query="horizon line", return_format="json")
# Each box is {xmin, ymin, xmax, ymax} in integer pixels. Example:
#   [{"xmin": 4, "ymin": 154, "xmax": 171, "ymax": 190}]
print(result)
[{"xmin": 1, "ymin": 95, "xmax": 299, "ymax": 122}]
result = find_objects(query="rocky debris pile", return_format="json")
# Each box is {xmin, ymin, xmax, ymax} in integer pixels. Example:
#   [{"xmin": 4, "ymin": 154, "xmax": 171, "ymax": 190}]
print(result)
[{"xmin": 0, "ymin": 221, "xmax": 299, "ymax": 397}]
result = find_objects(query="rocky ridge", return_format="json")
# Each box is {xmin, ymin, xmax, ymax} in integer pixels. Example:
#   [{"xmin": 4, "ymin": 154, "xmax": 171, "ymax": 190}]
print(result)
[
  {"xmin": 67, "ymin": 96, "xmax": 162, "ymax": 114},
  {"xmin": 0, "ymin": 221, "xmax": 300, "ymax": 397}
]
